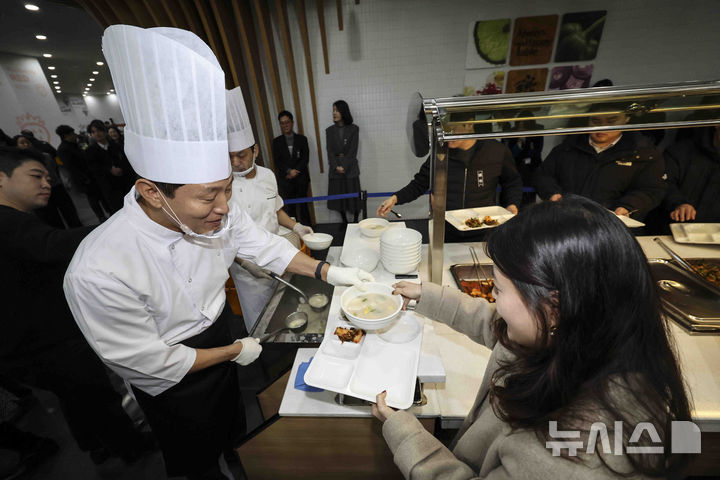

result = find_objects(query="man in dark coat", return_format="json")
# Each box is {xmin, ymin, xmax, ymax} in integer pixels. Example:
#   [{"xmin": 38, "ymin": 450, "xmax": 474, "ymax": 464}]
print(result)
[
  {"xmin": 377, "ymin": 119, "xmax": 523, "ymax": 242},
  {"xmin": 662, "ymin": 126, "xmax": 720, "ymax": 223},
  {"xmin": 534, "ymin": 109, "xmax": 666, "ymax": 221},
  {"xmin": 0, "ymin": 146, "xmax": 153, "ymax": 465},
  {"xmin": 272, "ymin": 111, "xmax": 312, "ymax": 225},
  {"xmin": 56, "ymin": 125, "xmax": 109, "ymax": 222},
  {"xmin": 85, "ymin": 120, "xmax": 135, "ymax": 213}
]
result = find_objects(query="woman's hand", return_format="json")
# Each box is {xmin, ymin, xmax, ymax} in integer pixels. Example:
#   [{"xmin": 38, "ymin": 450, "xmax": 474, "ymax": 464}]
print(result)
[
  {"xmin": 392, "ymin": 281, "xmax": 421, "ymax": 310},
  {"xmin": 377, "ymin": 195, "xmax": 398, "ymax": 217},
  {"xmin": 506, "ymin": 204, "xmax": 518, "ymax": 214},
  {"xmin": 670, "ymin": 203, "xmax": 697, "ymax": 222},
  {"xmin": 336, "ymin": 166, "xmax": 345, "ymax": 174},
  {"xmin": 372, "ymin": 391, "xmax": 396, "ymax": 423}
]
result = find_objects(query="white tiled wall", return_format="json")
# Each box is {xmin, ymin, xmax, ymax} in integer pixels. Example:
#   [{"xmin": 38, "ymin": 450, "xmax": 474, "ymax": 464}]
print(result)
[{"xmin": 260, "ymin": 0, "xmax": 720, "ymax": 223}]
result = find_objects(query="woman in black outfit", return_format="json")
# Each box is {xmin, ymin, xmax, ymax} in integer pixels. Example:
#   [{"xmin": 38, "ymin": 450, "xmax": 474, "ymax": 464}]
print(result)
[{"xmin": 326, "ymin": 100, "xmax": 360, "ymax": 223}]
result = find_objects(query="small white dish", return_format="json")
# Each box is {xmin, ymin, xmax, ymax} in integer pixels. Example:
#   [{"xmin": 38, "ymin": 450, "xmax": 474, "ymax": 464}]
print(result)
[
  {"xmin": 359, "ymin": 218, "xmax": 390, "ymax": 237},
  {"xmin": 380, "ymin": 227, "xmax": 422, "ymax": 246},
  {"xmin": 341, "ymin": 283, "xmax": 402, "ymax": 330},
  {"xmin": 302, "ymin": 233, "xmax": 333, "ymax": 250},
  {"xmin": 341, "ymin": 247, "xmax": 380, "ymax": 272}
]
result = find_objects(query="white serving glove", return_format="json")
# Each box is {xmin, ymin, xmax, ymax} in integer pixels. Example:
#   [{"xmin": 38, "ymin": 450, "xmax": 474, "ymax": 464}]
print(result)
[
  {"xmin": 326, "ymin": 265, "xmax": 375, "ymax": 287},
  {"xmin": 292, "ymin": 223, "xmax": 314, "ymax": 237},
  {"xmin": 232, "ymin": 337, "xmax": 262, "ymax": 365}
]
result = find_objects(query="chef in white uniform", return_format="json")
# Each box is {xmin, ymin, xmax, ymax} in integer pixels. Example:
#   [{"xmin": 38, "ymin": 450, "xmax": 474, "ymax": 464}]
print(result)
[
  {"xmin": 63, "ymin": 25, "xmax": 372, "ymax": 480},
  {"xmin": 225, "ymin": 87, "xmax": 314, "ymax": 331}
]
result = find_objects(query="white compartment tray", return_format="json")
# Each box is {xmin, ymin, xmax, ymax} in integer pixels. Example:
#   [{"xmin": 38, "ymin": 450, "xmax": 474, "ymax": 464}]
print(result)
[
  {"xmin": 303, "ymin": 312, "xmax": 424, "ymax": 409},
  {"xmin": 670, "ymin": 223, "xmax": 720, "ymax": 244}
]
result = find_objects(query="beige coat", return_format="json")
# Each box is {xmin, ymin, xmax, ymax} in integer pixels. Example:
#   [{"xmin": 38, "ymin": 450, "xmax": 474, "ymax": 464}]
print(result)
[{"xmin": 382, "ymin": 283, "xmax": 648, "ymax": 479}]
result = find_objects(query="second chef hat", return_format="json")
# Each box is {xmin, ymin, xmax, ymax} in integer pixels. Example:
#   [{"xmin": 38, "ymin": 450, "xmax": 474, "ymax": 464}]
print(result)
[
  {"xmin": 226, "ymin": 86, "xmax": 255, "ymax": 152},
  {"xmin": 102, "ymin": 25, "xmax": 230, "ymax": 184}
]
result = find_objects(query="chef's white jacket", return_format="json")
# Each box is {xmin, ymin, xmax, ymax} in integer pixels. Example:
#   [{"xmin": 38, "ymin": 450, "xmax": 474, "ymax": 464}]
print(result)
[
  {"xmin": 63, "ymin": 188, "xmax": 298, "ymax": 396},
  {"xmin": 229, "ymin": 166, "xmax": 283, "ymax": 233},
  {"xmin": 228, "ymin": 166, "xmax": 287, "ymax": 331}
]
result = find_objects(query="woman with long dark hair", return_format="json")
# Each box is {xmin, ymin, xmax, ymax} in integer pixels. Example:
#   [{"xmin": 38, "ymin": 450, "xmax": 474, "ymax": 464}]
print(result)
[
  {"xmin": 375, "ymin": 195, "xmax": 691, "ymax": 478},
  {"xmin": 326, "ymin": 100, "xmax": 360, "ymax": 223}
]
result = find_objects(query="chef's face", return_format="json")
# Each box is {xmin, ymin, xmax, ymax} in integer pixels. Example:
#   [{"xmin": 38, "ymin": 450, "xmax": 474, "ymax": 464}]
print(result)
[
  {"xmin": 229, "ymin": 145, "xmax": 257, "ymax": 173},
  {"xmin": 0, "ymin": 160, "xmax": 51, "ymax": 212},
  {"xmin": 492, "ymin": 267, "xmax": 544, "ymax": 347},
  {"xmin": 163, "ymin": 176, "xmax": 233, "ymax": 233},
  {"xmin": 332, "ymin": 105, "xmax": 341, "ymax": 123},
  {"xmin": 89, "ymin": 126, "xmax": 107, "ymax": 143},
  {"xmin": 588, "ymin": 113, "xmax": 628, "ymax": 147},
  {"xmin": 16, "ymin": 137, "xmax": 31, "ymax": 149},
  {"xmin": 279, "ymin": 115, "xmax": 294, "ymax": 135}
]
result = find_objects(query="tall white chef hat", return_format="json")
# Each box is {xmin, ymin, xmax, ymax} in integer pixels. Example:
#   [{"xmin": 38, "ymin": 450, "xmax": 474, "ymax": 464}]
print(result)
[
  {"xmin": 102, "ymin": 25, "xmax": 231, "ymax": 184},
  {"xmin": 226, "ymin": 86, "xmax": 255, "ymax": 152}
]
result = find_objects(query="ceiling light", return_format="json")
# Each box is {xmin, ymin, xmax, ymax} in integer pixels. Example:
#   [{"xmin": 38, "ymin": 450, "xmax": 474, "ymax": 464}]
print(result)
[
  {"xmin": 42, "ymin": 53, "xmax": 52, "ymax": 58},
  {"xmin": 35, "ymin": 34, "xmax": 47, "ymax": 40},
  {"xmin": 50, "ymin": 74, "xmax": 57, "ymax": 78},
  {"xmin": 24, "ymin": 4, "xmax": 39, "ymax": 11},
  {"xmin": 89, "ymin": 78, "xmax": 95, "ymax": 81},
  {"xmin": 92, "ymin": 71, "xmax": 99, "ymax": 75},
  {"xmin": 53, "ymin": 81, "xmax": 59, "ymax": 84},
  {"xmin": 56, "ymin": 91, "xmax": 61, "ymax": 94},
  {"xmin": 87, "ymin": 83, "xmax": 92, "ymax": 86},
  {"xmin": 96, "ymin": 61, "xmax": 104, "ymax": 66},
  {"xmin": 110, "ymin": 89, "xmax": 114, "ymax": 92},
  {"xmin": 54, "ymin": 86, "xmax": 60, "ymax": 89},
  {"xmin": 47, "ymin": 66, "xmax": 55, "ymax": 70}
]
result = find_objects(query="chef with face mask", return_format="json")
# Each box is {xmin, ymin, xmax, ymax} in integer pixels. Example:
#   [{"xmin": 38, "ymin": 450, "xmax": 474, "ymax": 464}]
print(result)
[
  {"xmin": 63, "ymin": 25, "xmax": 372, "ymax": 480},
  {"xmin": 225, "ymin": 87, "xmax": 315, "ymax": 331}
]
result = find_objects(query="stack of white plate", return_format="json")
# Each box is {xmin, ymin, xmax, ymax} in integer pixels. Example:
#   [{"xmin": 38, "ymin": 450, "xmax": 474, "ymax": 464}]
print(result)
[{"xmin": 380, "ymin": 227, "xmax": 422, "ymax": 274}]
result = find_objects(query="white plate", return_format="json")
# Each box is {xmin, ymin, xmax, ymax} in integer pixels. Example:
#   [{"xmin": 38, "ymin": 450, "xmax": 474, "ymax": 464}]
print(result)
[
  {"xmin": 304, "ymin": 313, "xmax": 424, "ymax": 409},
  {"xmin": 670, "ymin": 223, "xmax": 720, "ymax": 244},
  {"xmin": 445, "ymin": 206, "xmax": 514, "ymax": 231}
]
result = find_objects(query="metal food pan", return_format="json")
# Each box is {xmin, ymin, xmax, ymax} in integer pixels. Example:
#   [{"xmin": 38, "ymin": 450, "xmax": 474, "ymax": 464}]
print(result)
[
  {"xmin": 450, "ymin": 263, "xmax": 494, "ymax": 297},
  {"xmin": 648, "ymin": 258, "xmax": 720, "ymax": 334}
]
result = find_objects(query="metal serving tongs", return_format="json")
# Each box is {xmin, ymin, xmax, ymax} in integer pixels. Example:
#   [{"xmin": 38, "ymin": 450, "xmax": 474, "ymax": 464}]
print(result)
[
  {"xmin": 653, "ymin": 237, "xmax": 720, "ymax": 296},
  {"xmin": 469, "ymin": 246, "xmax": 490, "ymax": 282}
]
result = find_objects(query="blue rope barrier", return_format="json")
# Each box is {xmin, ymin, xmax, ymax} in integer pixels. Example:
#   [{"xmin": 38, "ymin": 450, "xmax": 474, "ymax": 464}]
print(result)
[{"xmin": 283, "ymin": 187, "xmax": 536, "ymax": 204}]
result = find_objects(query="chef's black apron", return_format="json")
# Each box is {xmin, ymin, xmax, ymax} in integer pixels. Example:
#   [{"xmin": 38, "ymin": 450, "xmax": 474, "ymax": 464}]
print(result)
[{"xmin": 132, "ymin": 303, "xmax": 244, "ymax": 477}]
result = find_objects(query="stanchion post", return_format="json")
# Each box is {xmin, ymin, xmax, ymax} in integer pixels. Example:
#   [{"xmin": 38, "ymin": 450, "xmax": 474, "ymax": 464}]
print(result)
[{"xmin": 360, "ymin": 190, "xmax": 368, "ymax": 220}]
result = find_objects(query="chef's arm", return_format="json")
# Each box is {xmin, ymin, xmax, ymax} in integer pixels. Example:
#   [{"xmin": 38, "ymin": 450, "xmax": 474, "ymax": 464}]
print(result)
[
  {"xmin": 189, "ymin": 343, "xmax": 244, "ymax": 373},
  {"xmin": 276, "ymin": 208, "xmax": 298, "ymax": 230},
  {"xmin": 286, "ymin": 251, "xmax": 329, "ymax": 281}
]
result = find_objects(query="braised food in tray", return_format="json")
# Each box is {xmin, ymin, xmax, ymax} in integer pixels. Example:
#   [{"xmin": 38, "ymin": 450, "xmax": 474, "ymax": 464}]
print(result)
[
  {"xmin": 334, "ymin": 326, "xmax": 365, "ymax": 344},
  {"xmin": 464, "ymin": 215, "xmax": 499, "ymax": 228},
  {"xmin": 459, "ymin": 279, "xmax": 495, "ymax": 302},
  {"xmin": 688, "ymin": 260, "xmax": 720, "ymax": 288}
]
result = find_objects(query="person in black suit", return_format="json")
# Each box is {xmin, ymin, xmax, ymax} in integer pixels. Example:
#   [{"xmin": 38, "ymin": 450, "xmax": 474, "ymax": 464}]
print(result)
[
  {"xmin": 85, "ymin": 120, "xmax": 135, "ymax": 213},
  {"xmin": 272, "ymin": 111, "xmax": 312, "ymax": 225}
]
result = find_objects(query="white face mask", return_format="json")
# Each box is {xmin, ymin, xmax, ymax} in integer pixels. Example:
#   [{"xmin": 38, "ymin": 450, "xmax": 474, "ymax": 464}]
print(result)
[
  {"xmin": 232, "ymin": 160, "xmax": 255, "ymax": 178},
  {"xmin": 155, "ymin": 187, "xmax": 231, "ymax": 240}
]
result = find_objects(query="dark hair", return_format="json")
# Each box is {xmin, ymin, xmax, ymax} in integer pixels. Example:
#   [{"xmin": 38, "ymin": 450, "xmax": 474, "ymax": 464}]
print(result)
[
  {"xmin": 449, "ymin": 111, "xmax": 491, "ymax": 134},
  {"xmin": 333, "ymin": 100, "xmax": 353, "ymax": 125},
  {"xmin": 592, "ymin": 78, "xmax": 614, "ymax": 88},
  {"xmin": 278, "ymin": 110, "xmax": 293, "ymax": 122},
  {"xmin": 154, "ymin": 181, "xmax": 185, "ymax": 198},
  {"xmin": 88, "ymin": 119, "xmax": 106, "ymax": 134},
  {"xmin": 55, "ymin": 125, "xmax": 75, "ymax": 138},
  {"xmin": 485, "ymin": 195, "xmax": 691, "ymax": 477},
  {"xmin": 11, "ymin": 135, "xmax": 31, "ymax": 147},
  {"xmin": 0, "ymin": 146, "xmax": 46, "ymax": 177}
]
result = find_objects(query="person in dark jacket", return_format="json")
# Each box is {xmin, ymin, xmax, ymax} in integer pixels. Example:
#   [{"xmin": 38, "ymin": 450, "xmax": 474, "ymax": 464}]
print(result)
[
  {"xmin": 504, "ymin": 112, "xmax": 544, "ymax": 206},
  {"xmin": 13, "ymin": 134, "xmax": 82, "ymax": 228},
  {"xmin": 326, "ymin": 100, "xmax": 360, "ymax": 223},
  {"xmin": 662, "ymin": 126, "xmax": 720, "ymax": 223},
  {"xmin": 56, "ymin": 125, "xmax": 109, "ymax": 222},
  {"xmin": 0, "ymin": 146, "xmax": 154, "ymax": 465},
  {"xmin": 85, "ymin": 120, "xmax": 134, "ymax": 213},
  {"xmin": 272, "ymin": 111, "xmax": 312, "ymax": 225},
  {"xmin": 534, "ymin": 108, "xmax": 666, "ymax": 221},
  {"xmin": 20, "ymin": 130, "xmax": 57, "ymax": 158},
  {"xmin": 378, "ymin": 117, "xmax": 523, "ymax": 242}
]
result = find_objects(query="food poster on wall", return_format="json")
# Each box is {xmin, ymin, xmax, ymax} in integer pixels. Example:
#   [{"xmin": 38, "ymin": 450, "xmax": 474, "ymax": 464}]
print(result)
[
  {"xmin": 505, "ymin": 68, "xmax": 548, "ymax": 94},
  {"xmin": 548, "ymin": 65, "xmax": 594, "ymax": 90},
  {"xmin": 465, "ymin": 18, "xmax": 511, "ymax": 69},
  {"xmin": 509, "ymin": 15, "xmax": 558, "ymax": 66},
  {"xmin": 555, "ymin": 11, "xmax": 606, "ymax": 63},
  {"xmin": 463, "ymin": 69, "xmax": 505, "ymax": 96}
]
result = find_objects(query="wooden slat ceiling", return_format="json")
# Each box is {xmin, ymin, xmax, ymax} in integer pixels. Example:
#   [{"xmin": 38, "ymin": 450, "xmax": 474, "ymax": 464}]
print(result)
[{"xmin": 74, "ymin": 0, "xmax": 360, "ymax": 177}]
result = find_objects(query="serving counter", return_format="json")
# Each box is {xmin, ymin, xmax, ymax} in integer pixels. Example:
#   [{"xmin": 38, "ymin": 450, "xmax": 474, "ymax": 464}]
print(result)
[{"xmin": 237, "ymin": 231, "xmax": 720, "ymax": 478}]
